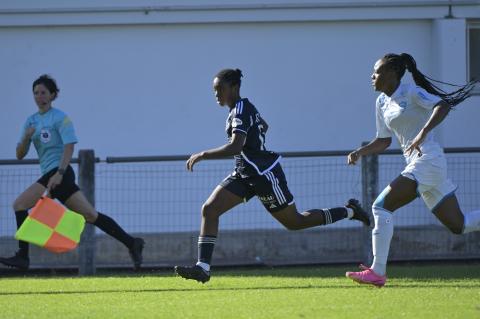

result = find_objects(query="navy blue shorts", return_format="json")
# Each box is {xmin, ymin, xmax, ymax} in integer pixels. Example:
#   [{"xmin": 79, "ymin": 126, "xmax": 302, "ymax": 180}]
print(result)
[
  {"xmin": 220, "ymin": 163, "xmax": 294, "ymax": 213},
  {"xmin": 36, "ymin": 165, "xmax": 80, "ymax": 203}
]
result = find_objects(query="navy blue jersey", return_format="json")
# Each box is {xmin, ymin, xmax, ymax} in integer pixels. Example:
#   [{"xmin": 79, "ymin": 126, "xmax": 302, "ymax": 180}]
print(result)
[{"xmin": 226, "ymin": 98, "xmax": 280, "ymax": 177}]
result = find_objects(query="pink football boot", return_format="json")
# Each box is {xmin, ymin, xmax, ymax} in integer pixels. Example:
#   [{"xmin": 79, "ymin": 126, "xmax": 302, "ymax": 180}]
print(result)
[{"xmin": 346, "ymin": 264, "xmax": 387, "ymax": 287}]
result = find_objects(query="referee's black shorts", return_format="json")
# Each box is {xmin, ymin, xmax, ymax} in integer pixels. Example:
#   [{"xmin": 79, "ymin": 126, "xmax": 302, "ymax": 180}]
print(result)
[
  {"xmin": 220, "ymin": 163, "xmax": 294, "ymax": 213},
  {"xmin": 36, "ymin": 165, "xmax": 80, "ymax": 203}
]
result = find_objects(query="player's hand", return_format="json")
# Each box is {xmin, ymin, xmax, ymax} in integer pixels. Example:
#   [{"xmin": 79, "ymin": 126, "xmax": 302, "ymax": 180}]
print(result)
[
  {"xmin": 347, "ymin": 150, "xmax": 361, "ymax": 165},
  {"xmin": 186, "ymin": 152, "xmax": 204, "ymax": 172},
  {"xmin": 406, "ymin": 129, "xmax": 427, "ymax": 157},
  {"xmin": 47, "ymin": 172, "xmax": 63, "ymax": 192}
]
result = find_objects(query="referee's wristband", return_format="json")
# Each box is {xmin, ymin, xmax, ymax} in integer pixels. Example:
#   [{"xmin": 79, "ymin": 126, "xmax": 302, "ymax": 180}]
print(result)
[{"xmin": 57, "ymin": 168, "xmax": 66, "ymax": 176}]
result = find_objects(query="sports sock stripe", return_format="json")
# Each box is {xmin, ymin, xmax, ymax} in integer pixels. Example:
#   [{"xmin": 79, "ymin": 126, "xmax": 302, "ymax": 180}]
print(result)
[
  {"xmin": 324, "ymin": 209, "xmax": 332, "ymax": 224},
  {"xmin": 198, "ymin": 236, "xmax": 216, "ymax": 244}
]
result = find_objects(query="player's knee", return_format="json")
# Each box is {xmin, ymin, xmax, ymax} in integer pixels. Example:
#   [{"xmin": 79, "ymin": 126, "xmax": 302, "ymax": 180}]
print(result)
[
  {"xmin": 372, "ymin": 197, "xmax": 383, "ymax": 209},
  {"xmin": 446, "ymin": 223, "xmax": 463, "ymax": 235},
  {"xmin": 280, "ymin": 213, "xmax": 305, "ymax": 231},
  {"xmin": 372, "ymin": 206, "xmax": 393, "ymax": 229},
  {"xmin": 372, "ymin": 185, "xmax": 395, "ymax": 211},
  {"xmin": 83, "ymin": 211, "xmax": 98, "ymax": 223},
  {"xmin": 280, "ymin": 220, "xmax": 301, "ymax": 231},
  {"xmin": 201, "ymin": 202, "xmax": 221, "ymax": 219},
  {"xmin": 13, "ymin": 198, "xmax": 27, "ymax": 211}
]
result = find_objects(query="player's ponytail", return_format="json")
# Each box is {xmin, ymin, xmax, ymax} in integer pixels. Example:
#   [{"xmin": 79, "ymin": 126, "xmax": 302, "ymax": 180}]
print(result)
[
  {"xmin": 216, "ymin": 68, "xmax": 243, "ymax": 87},
  {"xmin": 32, "ymin": 74, "xmax": 60, "ymax": 101},
  {"xmin": 383, "ymin": 53, "xmax": 478, "ymax": 107}
]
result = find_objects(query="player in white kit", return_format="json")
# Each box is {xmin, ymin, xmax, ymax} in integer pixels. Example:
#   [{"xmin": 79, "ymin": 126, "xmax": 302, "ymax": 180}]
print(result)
[{"xmin": 345, "ymin": 53, "xmax": 480, "ymax": 287}]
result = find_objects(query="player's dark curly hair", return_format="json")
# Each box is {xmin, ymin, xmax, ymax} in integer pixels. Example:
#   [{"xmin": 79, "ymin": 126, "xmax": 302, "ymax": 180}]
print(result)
[
  {"xmin": 32, "ymin": 74, "xmax": 60, "ymax": 100},
  {"xmin": 382, "ymin": 53, "xmax": 478, "ymax": 107},
  {"xmin": 215, "ymin": 68, "xmax": 243, "ymax": 87}
]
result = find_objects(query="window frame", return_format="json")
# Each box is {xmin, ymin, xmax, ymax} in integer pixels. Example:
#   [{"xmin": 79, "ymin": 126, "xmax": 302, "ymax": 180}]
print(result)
[{"xmin": 467, "ymin": 21, "xmax": 480, "ymax": 94}]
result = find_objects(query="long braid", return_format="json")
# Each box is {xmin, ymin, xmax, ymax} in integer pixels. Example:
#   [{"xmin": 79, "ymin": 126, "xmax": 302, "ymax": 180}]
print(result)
[{"xmin": 383, "ymin": 53, "xmax": 478, "ymax": 107}]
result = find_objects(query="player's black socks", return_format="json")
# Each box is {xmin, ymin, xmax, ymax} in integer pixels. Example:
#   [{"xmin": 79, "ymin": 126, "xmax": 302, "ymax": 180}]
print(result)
[
  {"xmin": 198, "ymin": 235, "xmax": 217, "ymax": 266},
  {"xmin": 322, "ymin": 207, "xmax": 348, "ymax": 225},
  {"xmin": 15, "ymin": 210, "xmax": 29, "ymax": 257},
  {"xmin": 93, "ymin": 212, "xmax": 135, "ymax": 249}
]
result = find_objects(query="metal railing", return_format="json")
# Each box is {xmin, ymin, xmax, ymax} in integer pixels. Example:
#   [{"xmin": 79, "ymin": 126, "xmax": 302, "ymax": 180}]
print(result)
[{"xmin": 1, "ymin": 147, "xmax": 479, "ymax": 274}]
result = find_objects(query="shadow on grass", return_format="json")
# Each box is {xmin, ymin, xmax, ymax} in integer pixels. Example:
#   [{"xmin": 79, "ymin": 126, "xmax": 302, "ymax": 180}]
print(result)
[
  {"xmin": 211, "ymin": 262, "xmax": 480, "ymax": 280},
  {"xmin": 0, "ymin": 282, "xmax": 478, "ymax": 297},
  {"xmin": 1, "ymin": 261, "xmax": 480, "ymax": 281}
]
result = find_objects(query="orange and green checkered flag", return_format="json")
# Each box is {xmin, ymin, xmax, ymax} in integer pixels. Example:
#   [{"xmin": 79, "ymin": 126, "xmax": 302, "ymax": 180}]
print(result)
[{"xmin": 15, "ymin": 197, "xmax": 86, "ymax": 253}]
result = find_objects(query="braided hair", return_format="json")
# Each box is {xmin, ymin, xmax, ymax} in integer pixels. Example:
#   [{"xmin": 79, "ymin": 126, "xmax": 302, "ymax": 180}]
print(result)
[
  {"xmin": 32, "ymin": 74, "xmax": 60, "ymax": 100},
  {"xmin": 215, "ymin": 68, "xmax": 243, "ymax": 87},
  {"xmin": 382, "ymin": 53, "xmax": 478, "ymax": 107}
]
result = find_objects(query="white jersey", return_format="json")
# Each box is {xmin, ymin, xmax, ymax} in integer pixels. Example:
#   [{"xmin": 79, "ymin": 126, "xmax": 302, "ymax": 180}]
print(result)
[{"xmin": 376, "ymin": 82, "xmax": 444, "ymax": 164}]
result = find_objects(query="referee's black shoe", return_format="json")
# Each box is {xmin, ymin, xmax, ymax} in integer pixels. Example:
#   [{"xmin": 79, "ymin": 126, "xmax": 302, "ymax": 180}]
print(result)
[
  {"xmin": 129, "ymin": 238, "xmax": 145, "ymax": 271},
  {"xmin": 346, "ymin": 198, "xmax": 371, "ymax": 227},
  {"xmin": 0, "ymin": 251, "xmax": 30, "ymax": 270},
  {"xmin": 174, "ymin": 265, "xmax": 210, "ymax": 283}
]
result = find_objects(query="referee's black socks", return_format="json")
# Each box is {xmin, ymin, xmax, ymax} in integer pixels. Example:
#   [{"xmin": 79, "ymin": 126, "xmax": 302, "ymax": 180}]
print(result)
[
  {"xmin": 15, "ymin": 210, "xmax": 29, "ymax": 257},
  {"xmin": 93, "ymin": 212, "xmax": 135, "ymax": 249}
]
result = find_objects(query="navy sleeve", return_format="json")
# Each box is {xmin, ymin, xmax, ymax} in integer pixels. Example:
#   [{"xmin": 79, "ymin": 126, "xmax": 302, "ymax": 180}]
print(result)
[{"xmin": 231, "ymin": 100, "xmax": 253, "ymax": 135}]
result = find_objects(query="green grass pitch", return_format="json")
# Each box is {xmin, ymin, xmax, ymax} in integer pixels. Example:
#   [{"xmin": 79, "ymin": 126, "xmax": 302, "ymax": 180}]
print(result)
[{"xmin": 0, "ymin": 263, "xmax": 479, "ymax": 319}]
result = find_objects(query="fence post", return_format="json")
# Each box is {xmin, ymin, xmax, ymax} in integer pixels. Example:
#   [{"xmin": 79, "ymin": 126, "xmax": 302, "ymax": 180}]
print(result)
[
  {"xmin": 361, "ymin": 142, "xmax": 378, "ymax": 265},
  {"xmin": 78, "ymin": 149, "xmax": 96, "ymax": 275}
]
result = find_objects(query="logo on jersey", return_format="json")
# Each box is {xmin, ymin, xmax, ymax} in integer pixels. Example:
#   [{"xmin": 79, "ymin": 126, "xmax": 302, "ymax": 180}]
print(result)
[
  {"xmin": 258, "ymin": 195, "xmax": 274, "ymax": 202},
  {"xmin": 232, "ymin": 118, "xmax": 243, "ymax": 128},
  {"xmin": 399, "ymin": 101, "xmax": 407, "ymax": 108},
  {"xmin": 259, "ymin": 195, "xmax": 278, "ymax": 209},
  {"xmin": 40, "ymin": 128, "xmax": 51, "ymax": 144},
  {"xmin": 418, "ymin": 91, "xmax": 431, "ymax": 101}
]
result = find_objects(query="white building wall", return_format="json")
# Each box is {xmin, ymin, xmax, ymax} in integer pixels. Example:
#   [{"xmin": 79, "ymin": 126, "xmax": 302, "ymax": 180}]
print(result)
[{"xmin": 1, "ymin": 1, "xmax": 479, "ymax": 160}]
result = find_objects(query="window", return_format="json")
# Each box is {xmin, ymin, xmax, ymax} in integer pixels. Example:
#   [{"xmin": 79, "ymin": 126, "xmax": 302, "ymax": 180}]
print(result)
[{"xmin": 468, "ymin": 22, "xmax": 480, "ymax": 93}]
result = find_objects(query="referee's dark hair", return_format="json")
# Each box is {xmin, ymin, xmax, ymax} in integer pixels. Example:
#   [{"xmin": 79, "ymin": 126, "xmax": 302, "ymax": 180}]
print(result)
[
  {"xmin": 215, "ymin": 68, "xmax": 243, "ymax": 87},
  {"xmin": 32, "ymin": 74, "xmax": 60, "ymax": 100},
  {"xmin": 381, "ymin": 53, "xmax": 478, "ymax": 107}
]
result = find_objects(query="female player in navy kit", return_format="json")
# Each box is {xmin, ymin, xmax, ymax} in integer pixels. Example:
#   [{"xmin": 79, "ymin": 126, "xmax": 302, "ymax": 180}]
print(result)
[
  {"xmin": 0, "ymin": 75, "xmax": 144, "ymax": 271},
  {"xmin": 346, "ymin": 53, "xmax": 480, "ymax": 287},
  {"xmin": 175, "ymin": 68, "xmax": 371, "ymax": 283}
]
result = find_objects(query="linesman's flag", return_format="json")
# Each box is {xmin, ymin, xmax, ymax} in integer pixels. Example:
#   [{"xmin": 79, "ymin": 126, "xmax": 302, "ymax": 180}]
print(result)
[{"xmin": 15, "ymin": 197, "xmax": 85, "ymax": 253}]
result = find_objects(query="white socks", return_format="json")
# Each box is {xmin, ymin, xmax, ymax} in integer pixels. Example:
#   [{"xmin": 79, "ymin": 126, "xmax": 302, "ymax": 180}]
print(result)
[
  {"xmin": 346, "ymin": 207, "xmax": 354, "ymax": 219},
  {"xmin": 462, "ymin": 209, "xmax": 480, "ymax": 234},
  {"xmin": 370, "ymin": 207, "xmax": 393, "ymax": 276},
  {"xmin": 196, "ymin": 262, "xmax": 210, "ymax": 272}
]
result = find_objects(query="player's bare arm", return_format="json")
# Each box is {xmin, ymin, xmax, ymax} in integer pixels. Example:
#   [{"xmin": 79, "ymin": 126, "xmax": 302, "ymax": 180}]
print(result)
[
  {"xmin": 186, "ymin": 133, "xmax": 246, "ymax": 171},
  {"xmin": 348, "ymin": 137, "xmax": 391, "ymax": 165},
  {"xmin": 16, "ymin": 127, "xmax": 35, "ymax": 160},
  {"xmin": 406, "ymin": 101, "xmax": 451, "ymax": 156}
]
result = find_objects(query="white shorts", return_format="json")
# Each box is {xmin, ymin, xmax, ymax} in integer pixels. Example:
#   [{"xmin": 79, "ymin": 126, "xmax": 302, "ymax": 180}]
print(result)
[{"xmin": 401, "ymin": 154, "xmax": 457, "ymax": 211}]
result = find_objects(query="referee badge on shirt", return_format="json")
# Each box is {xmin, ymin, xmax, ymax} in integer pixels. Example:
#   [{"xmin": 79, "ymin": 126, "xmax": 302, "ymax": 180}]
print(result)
[{"xmin": 40, "ymin": 128, "xmax": 52, "ymax": 143}]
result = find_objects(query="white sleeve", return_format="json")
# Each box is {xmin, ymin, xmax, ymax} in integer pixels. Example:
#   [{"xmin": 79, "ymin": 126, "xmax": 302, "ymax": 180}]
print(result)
[
  {"xmin": 411, "ymin": 86, "xmax": 443, "ymax": 110},
  {"xmin": 375, "ymin": 97, "xmax": 391, "ymax": 138}
]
